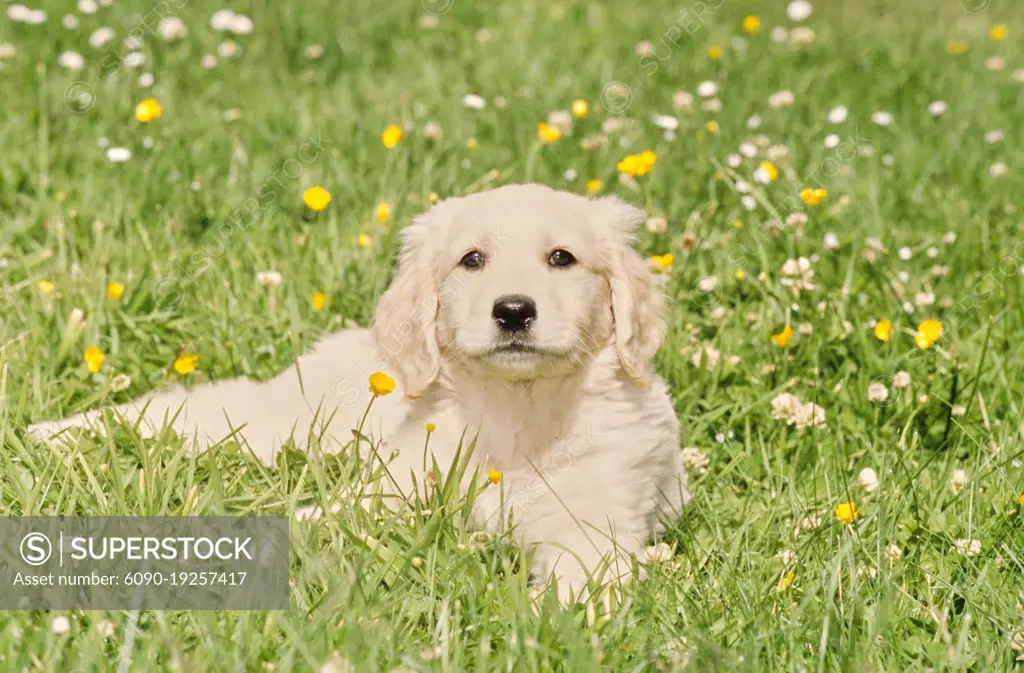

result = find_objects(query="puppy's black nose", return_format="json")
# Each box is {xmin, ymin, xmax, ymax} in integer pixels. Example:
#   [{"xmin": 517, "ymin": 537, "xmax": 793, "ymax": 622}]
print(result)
[{"xmin": 492, "ymin": 295, "xmax": 537, "ymax": 332}]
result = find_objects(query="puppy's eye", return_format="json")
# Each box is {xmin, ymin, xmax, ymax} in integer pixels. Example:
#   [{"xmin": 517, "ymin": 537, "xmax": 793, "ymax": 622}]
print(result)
[
  {"xmin": 460, "ymin": 250, "xmax": 485, "ymax": 270},
  {"xmin": 548, "ymin": 249, "xmax": 576, "ymax": 268}
]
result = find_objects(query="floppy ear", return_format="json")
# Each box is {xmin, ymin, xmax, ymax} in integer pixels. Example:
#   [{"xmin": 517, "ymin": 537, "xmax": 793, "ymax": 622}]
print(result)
[
  {"xmin": 372, "ymin": 207, "xmax": 447, "ymax": 397},
  {"xmin": 594, "ymin": 196, "xmax": 669, "ymax": 384}
]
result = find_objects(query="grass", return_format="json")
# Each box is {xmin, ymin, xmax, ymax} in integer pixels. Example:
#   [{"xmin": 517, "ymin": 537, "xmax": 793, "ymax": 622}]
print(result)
[{"xmin": 2, "ymin": 0, "xmax": 1024, "ymax": 669}]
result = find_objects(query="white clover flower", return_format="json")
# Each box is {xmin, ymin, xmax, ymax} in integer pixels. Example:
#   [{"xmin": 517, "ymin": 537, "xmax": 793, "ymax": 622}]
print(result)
[
  {"xmin": 786, "ymin": 212, "xmax": 808, "ymax": 227},
  {"xmin": 562, "ymin": 168, "xmax": 577, "ymax": 182},
  {"xmin": 110, "ymin": 373, "xmax": 132, "ymax": 392},
  {"xmin": 776, "ymin": 549, "xmax": 797, "ymax": 565},
  {"xmin": 928, "ymin": 100, "xmax": 947, "ymax": 117},
  {"xmin": 78, "ymin": 0, "xmax": 98, "ymax": 13},
  {"xmin": 868, "ymin": 382, "xmax": 889, "ymax": 403},
  {"xmin": 893, "ymin": 371, "xmax": 911, "ymax": 389},
  {"xmin": 789, "ymin": 27, "xmax": 815, "ymax": 46},
  {"xmin": 672, "ymin": 91, "xmax": 694, "ymax": 109},
  {"xmin": 766, "ymin": 144, "xmax": 789, "ymax": 161},
  {"xmin": 653, "ymin": 114, "xmax": 678, "ymax": 131},
  {"xmin": 771, "ymin": 26, "xmax": 789, "ymax": 42},
  {"xmin": 780, "ymin": 257, "xmax": 815, "ymax": 296},
  {"xmin": 984, "ymin": 129, "xmax": 1005, "ymax": 144},
  {"xmin": 645, "ymin": 216, "xmax": 667, "ymax": 234},
  {"xmin": 319, "ymin": 652, "xmax": 354, "ymax": 673},
  {"xmin": 644, "ymin": 542, "xmax": 675, "ymax": 563},
  {"xmin": 886, "ymin": 544, "xmax": 902, "ymax": 562},
  {"xmin": 881, "ymin": 154, "xmax": 895, "ymax": 167},
  {"xmin": 124, "ymin": 34, "xmax": 144, "ymax": 51},
  {"xmin": 211, "ymin": 9, "xmax": 236, "ymax": 31},
  {"xmin": 914, "ymin": 291, "xmax": 934, "ymax": 307},
  {"xmin": 897, "ymin": 246, "xmax": 911, "ymax": 260},
  {"xmin": 858, "ymin": 468, "xmax": 879, "ymax": 492},
  {"xmin": 462, "ymin": 94, "xmax": 486, "ymax": 110},
  {"xmin": 95, "ymin": 619, "xmax": 116, "ymax": 638},
  {"xmin": 746, "ymin": 115, "xmax": 762, "ymax": 129},
  {"xmin": 701, "ymin": 98, "xmax": 721, "ymax": 112},
  {"xmin": 726, "ymin": 153, "xmax": 742, "ymax": 168},
  {"xmin": 787, "ymin": 0, "xmax": 813, "ymax": 22},
  {"xmin": 871, "ymin": 111, "xmax": 894, "ymax": 126},
  {"xmin": 737, "ymin": 142, "xmax": 756, "ymax": 158},
  {"xmin": 106, "ymin": 147, "xmax": 132, "ymax": 163},
  {"xmin": 768, "ymin": 90, "xmax": 795, "ymax": 109},
  {"xmin": 950, "ymin": 469, "xmax": 967, "ymax": 493},
  {"xmin": 985, "ymin": 56, "xmax": 1005, "ymax": 72},
  {"xmin": 770, "ymin": 392, "xmax": 802, "ymax": 423},
  {"xmin": 138, "ymin": 72, "xmax": 154, "ymax": 87},
  {"xmin": 63, "ymin": 14, "xmax": 79, "ymax": 29},
  {"xmin": 680, "ymin": 447, "xmax": 710, "ymax": 475},
  {"xmin": 824, "ymin": 134, "xmax": 840, "ymax": 149},
  {"xmin": 88, "ymin": 27, "xmax": 115, "ymax": 48},
  {"xmin": 158, "ymin": 17, "xmax": 188, "ymax": 42},
  {"xmin": 123, "ymin": 51, "xmax": 145, "ymax": 68},
  {"xmin": 740, "ymin": 195, "xmax": 757, "ymax": 211},
  {"xmin": 951, "ymin": 404, "xmax": 966, "ymax": 417},
  {"xmin": 796, "ymin": 511, "xmax": 823, "ymax": 534},
  {"xmin": 827, "ymin": 105, "xmax": 848, "ymax": 124},
  {"xmin": 200, "ymin": 54, "xmax": 218, "ymax": 69},
  {"xmin": 51, "ymin": 616, "xmax": 71, "ymax": 635},
  {"xmin": 229, "ymin": 13, "xmax": 253, "ymax": 35},
  {"xmin": 955, "ymin": 538, "xmax": 981, "ymax": 556},
  {"xmin": 257, "ymin": 271, "xmax": 282, "ymax": 287},
  {"xmin": 792, "ymin": 402, "xmax": 826, "ymax": 429},
  {"xmin": 58, "ymin": 51, "xmax": 85, "ymax": 71},
  {"xmin": 823, "ymin": 232, "xmax": 840, "ymax": 250},
  {"xmin": 697, "ymin": 80, "xmax": 717, "ymax": 97},
  {"xmin": 691, "ymin": 345, "xmax": 720, "ymax": 371},
  {"xmin": 422, "ymin": 121, "xmax": 443, "ymax": 140},
  {"xmin": 990, "ymin": 161, "xmax": 1008, "ymax": 177},
  {"xmin": 698, "ymin": 276, "xmax": 719, "ymax": 293},
  {"xmin": 0, "ymin": 43, "xmax": 16, "ymax": 60}
]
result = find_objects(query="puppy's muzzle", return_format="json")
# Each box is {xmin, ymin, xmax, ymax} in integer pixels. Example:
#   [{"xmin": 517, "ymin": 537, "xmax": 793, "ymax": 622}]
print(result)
[{"xmin": 492, "ymin": 294, "xmax": 536, "ymax": 332}]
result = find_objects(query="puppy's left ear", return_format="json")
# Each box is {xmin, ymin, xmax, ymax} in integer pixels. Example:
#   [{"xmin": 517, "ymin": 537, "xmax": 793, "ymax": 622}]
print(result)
[{"xmin": 593, "ymin": 196, "xmax": 669, "ymax": 384}]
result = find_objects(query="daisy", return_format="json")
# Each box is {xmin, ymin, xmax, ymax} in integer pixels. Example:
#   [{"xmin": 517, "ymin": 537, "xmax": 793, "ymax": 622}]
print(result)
[
  {"xmin": 59, "ymin": 51, "xmax": 85, "ymax": 70},
  {"xmin": 787, "ymin": 0, "xmax": 813, "ymax": 22}
]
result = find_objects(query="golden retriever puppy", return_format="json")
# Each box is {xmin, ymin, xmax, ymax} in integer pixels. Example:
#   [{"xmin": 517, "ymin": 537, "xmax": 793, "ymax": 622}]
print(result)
[{"xmin": 29, "ymin": 184, "xmax": 688, "ymax": 600}]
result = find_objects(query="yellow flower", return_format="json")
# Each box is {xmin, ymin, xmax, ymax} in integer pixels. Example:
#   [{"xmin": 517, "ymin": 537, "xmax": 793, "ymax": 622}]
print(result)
[
  {"xmin": 356, "ymin": 233, "xmax": 372, "ymax": 248},
  {"xmin": 770, "ymin": 325, "xmax": 794, "ymax": 347},
  {"xmin": 758, "ymin": 160, "xmax": 779, "ymax": 182},
  {"xmin": 945, "ymin": 40, "xmax": 968, "ymax": 55},
  {"xmin": 134, "ymin": 98, "xmax": 162, "ymax": 123},
  {"xmin": 173, "ymin": 353, "xmax": 199, "ymax": 375},
  {"xmin": 874, "ymin": 320, "xmax": 892, "ymax": 343},
  {"xmin": 915, "ymin": 319, "xmax": 943, "ymax": 349},
  {"xmin": 617, "ymin": 150, "xmax": 657, "ymax": 177},
  {"xmin": 488, "ymin": 467, "xmax": 502, "ymax": 484},
  {"xmin": 303, "ymin": 186, "xmax": 332, "ymax": 211},
  {"xmin": 428, "ymin": 191, "xmax": 440, "ymax": 203},
  {"xmin": 38, "ymin": 279, "xmax": 56, "ymax": 296},
  {"xmin": 585, "ymin": 179, "xmax": 603, "ymax": 194},
  {"xmin": 537, "ymin": 122, "xmax": 562, "ymax": 144},
  {"xmin": 375, "ymin": 201, "xmax": 391, "ymax": 225},
  {"xmin": 835, "ymin": 501, "xmax": 860, "ymax": 524},
  {"xmin": 989, "ymin": 24, "xmax": 1008, "ymax": 41},
  {"xmin": 465, "ymin": 137, "xmax": 478, "ymax": 150},
  {"xmin": 735, "ymin": 270, "xmax": 746, "ymax": 281},
  {"xmin": 1017, "ymin": 493, "xmax": 1024, "ymax": 505},
  {"xmin": 799, "ymin": 188, "xmax": 827, "ymax": 206},
  {"xmin": 776, "ymin": 572, "xmax": 795, "ymax": 592},
  {"xmin": 705, "ymin": 120, "xmax": 719, "ymax": 134},
  {"xmin": 425, "ymin": 422, "xmax": 436, "ymax": 433},
  {"xmin": 381, "ymin": 124, "xmax": 402, "ymax": 149},
  {"xmin": 648, "ymin": 254, "xmax": 674, "ymax": 274},
  {"xmin": 107, "ymin": 281, "xmax": 125, "ymax": 301},
  {"xmin": 742, "ymin": 15, "xmax": 760, "ymax": 33},
  {"xmin": 84, "ymin": 346, "xmax": 105, "ymax": 373},
  {"xmin": 369, "ymin": 371, "xmax": 396, "ymax": 396},
  {"xmin": 311, "ymin": 291, "xmax": 327, "ymax": 312},
  {"xmin": 571, "ymin": 99, "xmax": 589, "ymax": 118},
  {"xmin": 707, "ymin": 45, "xmax": 723, "ymax": 60}
]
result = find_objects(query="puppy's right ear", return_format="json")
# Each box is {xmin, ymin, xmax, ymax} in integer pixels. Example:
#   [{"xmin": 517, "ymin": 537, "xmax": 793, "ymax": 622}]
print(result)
[{"xmin": 372, "ymin": 204, "xmax": 449, "ymax": 397}]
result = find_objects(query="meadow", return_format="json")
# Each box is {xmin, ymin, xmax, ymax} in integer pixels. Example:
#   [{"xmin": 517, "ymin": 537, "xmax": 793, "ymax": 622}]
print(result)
[{"xmin": 1, "ymin": 0, "xmax": 1024, "ymax": 670}]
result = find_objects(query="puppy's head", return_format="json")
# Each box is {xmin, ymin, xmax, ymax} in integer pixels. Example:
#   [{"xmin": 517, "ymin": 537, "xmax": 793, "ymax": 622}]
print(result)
[{"xmin": 372, "ymin": 185, "xmax": 667, "ymax": 396}]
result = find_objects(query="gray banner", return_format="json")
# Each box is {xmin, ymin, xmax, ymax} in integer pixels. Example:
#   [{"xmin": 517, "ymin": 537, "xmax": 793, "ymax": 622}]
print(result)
[{"xmin": 0, "ymin": 517, "xmax": 289, "ymax": 610}]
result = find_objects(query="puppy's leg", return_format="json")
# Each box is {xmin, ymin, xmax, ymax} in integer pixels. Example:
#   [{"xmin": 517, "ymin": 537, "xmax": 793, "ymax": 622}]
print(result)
[{"xmin": 27, "ymin": 386, "xmax": 189, "ymax": 444}]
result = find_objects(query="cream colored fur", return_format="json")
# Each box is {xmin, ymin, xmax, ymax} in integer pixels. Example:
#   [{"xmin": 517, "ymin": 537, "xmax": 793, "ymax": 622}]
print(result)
[{"xmin": 28, "ymin": 184, "xmax": 688, "ymax": 600}]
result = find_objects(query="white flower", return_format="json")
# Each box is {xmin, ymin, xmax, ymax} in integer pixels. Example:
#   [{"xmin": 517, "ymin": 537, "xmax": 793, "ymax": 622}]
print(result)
[
  {"xmin": 771, "ymin": 26, "xmax": 789, "ymax": 42},
  {"xmin": 950, "ymin": 469, "xmax": 967, "ymax": 494},
  {"xmin": 1014, "ymin": 68, "xmax": 1024, "ymax": 84},
  {"xmin": 89, "ymin": 27, "xmax": 115, "ymax": 48},
  {"xmin": 200, "ymin": 54, "xmax": 218, "ymax": 69},
  {"xmin": 672, "ymin": 91, "xmax": 694, "ymax": 109},
  {"xmin": 766, "ymin": 144, "xmax": 789, "ymax": 161},
  {"xmin": 881, "ymin": 153, "xmax": 895, "ymax": 167},
  {"xmin": 462, "ymin": 94, "xmax": 486, "ymax": 110},
  {"xmin": 868, "ymin": 382, "xmax": 889, "ymax": 403},
  {"xmin": 701, "ymin": 98, "xmax": 722, "ymax": 112},
  {"xmin": 218, "ymin": 40, "xmax": 239, "ymax": 58},
  {"xmin": 106, "ymin": 147, "xmax": 132, "ymax": 163},
  {"xmin": 95, "ymin": 619, "xmax": 116, "ymax": 638},
  {"xmin": 7, "ymin": 4, "xmax": 31, "ymax": 22},
  {"xmin": 644, "ymin": 542, "xmax": 675, "ymax": 563},
  {"xmin": 786, "ymin": 212, "xmax": 808, "ymax": 227},
  {"xmin": 984, "ymin": 129, "xmax": 1005, "ymax": 144},
  {"xmin": 768, "ymin": 90, "xmax": 795, "ymax": 109},
  {"xmin": 78, "ymin": 0, "xmax": 98, "ymax": 13},
  {"xmin": 257, "ymin": 271, "xmax": 282, "ymax": 287},
  {"xmin": 985, "ymin": 56, "xmax": 1005, "ymax": 71},
  {"xmin": 928, "ymin": 100, "xmax": 947, "ymax": 117},
  {"xmin": 698, "ymin": 276, "xmax": 719, "ymax": 293},
  {"xmin": 562, "ymin": 168, "xmax": 577, "ymax": 182},
  {"xmin": 740, "ymin": 195, "xmax": 756, "ymax": 211},
  {"xmin": 823, "ymin": 232, "xmax": 840, "ymax": 250},
  {"xmin": 691, "ymin": 345, "xmax": 720, "ymax": 371},
  {"xmin": 697, "ymin": 80, "xmax": 717, "ymax": 98},
  {"xmin": 319, "ymin": 653, "xmax": 354, "ymax": 673},
  {"xmin": 951, "ymin": 404, "xmax": 966, "ymax": 417},
  {"xmin": 680, "ymin": 447, "xmax": 709, "ymax": 475},
  {"xmin": 871, "ymin": 111, "xmax": 894, "ymax": 126},
  {"xmin": 990, "ymin": 161, "xmax": 1008, "ymax": 177},
  {"xmin": 62, "ymin": 14, "xmax": 78, "ymax": 29},
  {"xmin": 914, "ymin": 291, "xmax": 934, "ymax": 307},
  {"xmin": 858, "ymin": 468, "xmax": 879, "ymax": 492},
  {"xmin": 792, "ymin": 402, "xmax": 826, "ymax": 429},
  {"xmin": 123, "ymin": 51, "xmax": 145, "ymax": 68},
  {"xmin": 789, "ymin": 27, "xmax": 815, "ymax": 46},
  {"xmin": 211, "ymin": 9, "xmax": 236, "ymax": 31},
  {"xmin": 138, "ymin": 72, "xmax": 154, "ymax": 87},
  {"xmin": 110, "ymin": 373, "xmax": 132, "ymax": 392},
  {"xmin": 645, "ymin": 216, "xmax": 667, "ymax": 234},
  {"xmin": 422, "ymin": 121, "xmax": 443, "ymax": 140},
  {"xmin": 770, "ymin": 393, "xmax": 802, "ymax": 423},
  {"xmin": 229, "ymin": 13, "xmax": 253, "ymax": 35},
  {"xmin": 142, "ymin": 136, "xmax": 154, "ymax": 148},
  {"xmin": 796, "ymin": 511, "xmax": 823, "ymax": 534},
  {"xmin": 124, "ymin": 34, "xmax": 144, "ymax": 51},
  {"xmin": 944, "ymin": 231, "xmax": 956, "ymax": 244},
  {"xmin": 726, "ymin": 153, "xmax": 742, "ymax": 168},
  {"xmin": 827, "ymin": 105, "xmax": 848, "ymax": 123},
  {"xmin": 824, "ymin": 134, "xmax": 840, "ymax": 149},
  {"xmin": 893, "ymin": 371, "xmax": 911, "ymax": 389},
  {"xmin": 886, "ymin": 545, "xmax": 902, "ymax": 562},
  {"xmin": 652, "ymin": 114, "xmax": 678, "ymax": 131},
  {"xmin": 158, "ymin": 17, "xmax": 188, "ymax": 42},
  {"xmin": 897, "ymin": 246, "xmax": 912, "ymax": 260},
  {"xmin": 0, "ymin": 43, "xmax": 16, "ymax": 60},
  {"xmin": 51, "ymin": 616, "xmax": 71, "ymax": 635},
  {"xmin": 955, "ymin": 538, "xmax": 981, "ymax": 556},
  {"xmin": 787, "ymin": 0, "xmax": 813, "ymax": 21},
  {"xmin": 780, "ymin": 257, "xmax": 815, "ymax": 295},
  {"xmin": 776, "ymin": 549, "xmax": 797, "ymax": 565},
  {"xmin": 58, "ymin": 51, "xmax": 85, "ymax": 71}
]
